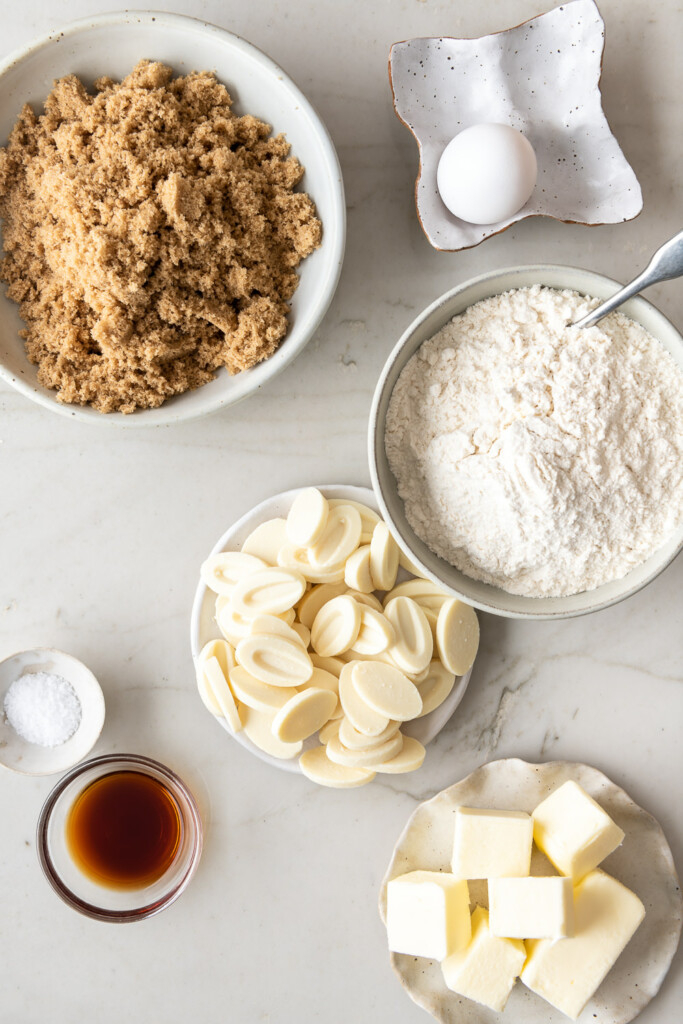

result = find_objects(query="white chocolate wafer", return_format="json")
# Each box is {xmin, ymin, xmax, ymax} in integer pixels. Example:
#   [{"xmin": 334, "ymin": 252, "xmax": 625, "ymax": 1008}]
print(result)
[
  {"xmin": 278, "ymin": 543, "xmax": 346, "ymax": 584},
  {"xmin": 369, "ymin": 522, "xmax": 400, "ymax": 591},
  {"xmin": 236, "ymin": 634, "xmax": 313, "ymax": 687},
  {"xmin": 241, "ymin": 518, "xmax": 288, "ymax": 566},
  {"xmin": 292, "ymin": 621, "xmax": 311, "ymax": 648},
  {"xmin": 296, "ymin": 581, "xmax": 348, "ymax": 628},
  {"xmin": 383, "ymin": 578, "xmax": 450, "ymax": 615},
  {"xmin": 318, "ymin": 718, "xmax": 341, "ymax": 744},
  {"xmin": 198, "ymin": 638, "xmax": 236, "ymax": 676},
  {"xmin": 309, "ymin": 504, "xmax": 362, "ymax": 569},
  {"xmin": 202, "ymin": 656, "xmax": 242, "ymax": 732},
  {"xmin": 231, "ymin": 567, "xmax": 306, "ymax": 618},
  {"xmin": 249, "ymin": 614, "xmax": 307, "ymax": 649},
  {"xmin": 272, "ymin": 687, "xmax": 338, "ymax": 743},
  {"xmin": 286, "ymin": 487, "xmax": 329, "ymax": 547},
  {"xmin": 351, "ymin": 661, "xmax": 423, "ymax": 721},
  {"xmin": 241, "ymin": 706, "xmax": 302, "ymax": 759},
  {"xmin": 326, "ymin": 730, "xmax": 403, "ymax": 767},
  {"xmin": 311, "ymin": 595, "xmax": 362, "ymax": 657},
  {"xmin": 416, "ymin": 661, "xmax": 456, "ymax": 717},
  {"xmin": 201, "ymin": 551, "xmax": 268, "ymax": 596},
  {"xmin": 385, "ymin": 596, "xmax": 433, "ymax": 674},
  {"xmin": 346, "ymin": 590, "xmax": 383, "ymax": 612},
  {"xmin": 310, "ymin": 652, "xmax": 345, "ymax": 677},
  {"xmin": 229, "ymin": 665, "xmax": 297, "ymax": 713},
  {"xmin": 350, "ymin": 606, "xmax": 395, "ymax": 656},
  {"xmin": 216, "ymin": 598, "xmax": 253, "ymax": 643},
  {"xmin": 327, "ymin": 498, "xmax": 380, "ymax": 543},
  {"xmin": 374, "ymin": 735, "xmax": 426, "ymax": 773},
  {"xmin": 338, "ymin": 662, "xmax": 390, "ymax": 735},
  {"xmin": 344, "ymin": 544, "xmax": 374, "ymax": 593},
  {"xmin": 299, "ymin": 745, "xmax": 375, "ymax": 788},
  {"xmin": 436, "ymin": 598, "xmax": 480, "ymax": 675},
  {"xmin": 196, "ymin": 655, "xmax": 224, "ymax": 715},
  {"xmin": 300, "ymin": 667, "xmax": 342, "ymax": 719},
  {"xmin": 339, "ymin": 715, "xmax": 399, "ymax": 751},
  {"xmin": 303, "ymin": 667, "xmax": 340, "ymax": 696}
]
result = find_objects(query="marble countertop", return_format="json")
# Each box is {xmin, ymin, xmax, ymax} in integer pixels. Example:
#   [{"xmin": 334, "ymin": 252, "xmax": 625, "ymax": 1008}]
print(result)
[{"xmin": 0, "ymin": 1, "xmax": 681, "ymax": 1022}]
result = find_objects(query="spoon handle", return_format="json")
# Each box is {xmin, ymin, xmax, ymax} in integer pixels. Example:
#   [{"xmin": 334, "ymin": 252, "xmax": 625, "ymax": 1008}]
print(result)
[{"xmin": 573, "ymin": 228, "xmax": 683, "ymax": 329}]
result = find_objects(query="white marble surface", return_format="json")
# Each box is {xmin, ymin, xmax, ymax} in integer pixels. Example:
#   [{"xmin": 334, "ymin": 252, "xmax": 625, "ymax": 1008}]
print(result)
[{"xmin": 0, "ymin": 1, "xmax": 681, "ymax": 1022}]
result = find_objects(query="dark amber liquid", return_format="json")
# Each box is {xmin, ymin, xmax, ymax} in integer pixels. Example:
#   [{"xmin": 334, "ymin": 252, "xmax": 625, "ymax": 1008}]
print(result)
[{"xmin": 65, "ymin": 771, "xmax": 182, "ymax": 890}]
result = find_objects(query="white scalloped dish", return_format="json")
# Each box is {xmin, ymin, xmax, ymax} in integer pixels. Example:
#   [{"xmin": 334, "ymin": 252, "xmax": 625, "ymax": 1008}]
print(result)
[{"xmin": 379, "ymin": 759, "xmax": 681, "ymax": 1024}]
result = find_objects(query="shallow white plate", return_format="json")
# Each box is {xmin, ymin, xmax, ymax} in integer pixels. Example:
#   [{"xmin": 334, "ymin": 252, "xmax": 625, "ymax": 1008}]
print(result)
[
  {"xmin": 379, "ymin": 758, "xmax": 682, "ymax": 1024},
  {"xmin": 0, "ymin": 648, "xmax": 105, "ymax": 775},
  {"xmin": 369, "ymin": 264, "xmax": 683, "ymax": 619},
  {"xmin": 0, "ymin": 11, "xmax": 345, "ymax": 426},
  {"xmin": 190, "ymin": 484, "xmax": 473, "ymax": 775}
]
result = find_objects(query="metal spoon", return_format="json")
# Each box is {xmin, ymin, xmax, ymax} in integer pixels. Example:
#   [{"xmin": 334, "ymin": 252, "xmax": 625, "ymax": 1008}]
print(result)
[{"xmin": 572, "ymin": 228, "xmax": 683, "ymax": 328}]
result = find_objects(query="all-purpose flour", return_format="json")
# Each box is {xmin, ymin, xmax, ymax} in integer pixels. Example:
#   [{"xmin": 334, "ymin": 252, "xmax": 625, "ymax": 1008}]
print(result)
[{"xmin": 385, "ymin": 286, "xmax": 683, "ymax": 598}]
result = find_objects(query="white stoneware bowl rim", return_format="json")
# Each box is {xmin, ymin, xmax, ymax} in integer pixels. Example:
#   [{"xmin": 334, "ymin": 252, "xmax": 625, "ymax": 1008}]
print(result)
[
  {"xmin": 369, "ymin": 263, "xmax": 683, "ymax": 620},
  {"xmin": 189, "ymin": 483, "xmax": 473, "ymax": 775},
  {"xmin": 0, "ymin": 10, "xmax": 346, "ymax": 427},
  {"xmin": 0, "ymin": 647, "xmax": 105, "ymax": 775}
]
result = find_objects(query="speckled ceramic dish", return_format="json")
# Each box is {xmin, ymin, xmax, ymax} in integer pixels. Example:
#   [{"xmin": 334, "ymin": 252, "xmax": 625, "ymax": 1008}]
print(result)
[
  {"xmin": 369, "ymin": 264, "xmax": 683, "ymax": 619},
  {"xmin": 0, "ymin": 648, "xmax": 105, "ymax": 775},
  {"xmin": 0, "ymin": 11, "xmax": 345, "ymax": 425},
  {"xmin": 379, "ymin": 758, "xmax": 682, "ymax": 1024},
  {"xmin": 190, "ymin": 484, "xmax": 474, "ymax": 775},
  {"xmin": 389, "ymin": 0, "xmax": 641, "ymax": 251}
]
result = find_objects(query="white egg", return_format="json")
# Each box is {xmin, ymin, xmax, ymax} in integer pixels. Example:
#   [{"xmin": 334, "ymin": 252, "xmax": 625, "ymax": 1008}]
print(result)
[{"xmin": 437, "ymin": 124, "xmax": 537, "ymax": 225}]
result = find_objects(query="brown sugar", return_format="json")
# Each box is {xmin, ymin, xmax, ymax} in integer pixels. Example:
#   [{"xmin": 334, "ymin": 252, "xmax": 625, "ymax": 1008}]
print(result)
[{"xmin": 0, "ymin": 61, "xmax": 322, "ymax": 413}]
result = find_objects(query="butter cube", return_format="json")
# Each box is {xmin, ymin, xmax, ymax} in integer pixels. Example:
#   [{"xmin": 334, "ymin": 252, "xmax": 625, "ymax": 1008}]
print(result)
[
  {"xmin": 532, "ymin": 780, "xmax": 624, "ymax": 881},
  {"xmin": 442, "ymin": 906, "xmax": 526, "ymax": 1012},
  {"xmin": 521, "ymin": 869, "xmax": 645, "ymax": 1019},
  {"xmin": 451, "ymin": 806, "xmax": 533, "ymax": 879},
  {"xmin": 386, "ymin": 871, "xmax": 471, "ymax": 960},
  {"xmin": 489, "ymin": 876, "xmax": 574, "ymax": 939}
]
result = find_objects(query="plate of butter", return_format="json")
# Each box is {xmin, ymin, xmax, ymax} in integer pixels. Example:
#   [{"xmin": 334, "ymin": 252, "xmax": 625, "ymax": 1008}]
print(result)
[{"xmin": 379, "ymin": 759, "xmax": 681, "ymax": 1023}]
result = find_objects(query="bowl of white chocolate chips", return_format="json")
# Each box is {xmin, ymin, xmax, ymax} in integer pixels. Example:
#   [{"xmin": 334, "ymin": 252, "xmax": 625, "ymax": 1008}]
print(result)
[
  {"xmin": 190, "ymin": 484, "xmax": 479, "ymax": 786},
  {"xmin": 370, "ymin": 264, "xmax": 683, "ymax": 618}
]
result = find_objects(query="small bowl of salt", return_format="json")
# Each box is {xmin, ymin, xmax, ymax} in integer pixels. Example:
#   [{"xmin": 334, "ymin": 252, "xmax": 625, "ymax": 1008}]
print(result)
[{"xmin": 0, "ymin": 648, "xmax": 105, "ymax": 775}]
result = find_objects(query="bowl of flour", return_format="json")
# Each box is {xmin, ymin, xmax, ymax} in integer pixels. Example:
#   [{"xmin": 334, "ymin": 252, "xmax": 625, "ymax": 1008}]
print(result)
[{"xmin": 369, "ymin": 265, "xmax": 683, "ymax": 618}]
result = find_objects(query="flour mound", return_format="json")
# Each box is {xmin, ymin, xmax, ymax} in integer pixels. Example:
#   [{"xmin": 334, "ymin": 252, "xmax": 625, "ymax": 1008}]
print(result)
[{"xmin": 385, "ymin": 286, "xmax": 683, "ymax": 598}]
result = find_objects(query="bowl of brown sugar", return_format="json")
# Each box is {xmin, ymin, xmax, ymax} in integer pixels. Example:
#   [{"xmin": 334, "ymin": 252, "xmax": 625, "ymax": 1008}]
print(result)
[{"xmin": 0, "ymin": 12, "xmax": 345, "ymax": 425}]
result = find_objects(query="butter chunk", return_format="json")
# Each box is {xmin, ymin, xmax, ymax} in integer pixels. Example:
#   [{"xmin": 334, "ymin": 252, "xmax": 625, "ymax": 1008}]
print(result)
[
  {"xmin": 387, "ymin": 871, "xmax": 471, "ymax": 960},
  {"xmin": 442, "ymin": 906, "xmax": 526, "ymax": 1012},
  {"xmin": 451, "ymin": 806, "xmax": 533, "ymax": 879},
  {"xmin": 521, "ymin": 869, "xmax": 645, "ymax": 1019},
  {"xmin": 489, "ymin": 876, "xmax": 574, "ymax": 939},
  {"xmin": 532, "ymin": 780, "xmax": 625, "ymax": 880}
]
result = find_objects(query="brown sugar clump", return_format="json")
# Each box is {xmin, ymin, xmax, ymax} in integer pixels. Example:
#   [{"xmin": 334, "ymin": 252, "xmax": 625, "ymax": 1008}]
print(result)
[{"xmin": 0, "ymin": 61, "xmax": 322, "ymax": 413}]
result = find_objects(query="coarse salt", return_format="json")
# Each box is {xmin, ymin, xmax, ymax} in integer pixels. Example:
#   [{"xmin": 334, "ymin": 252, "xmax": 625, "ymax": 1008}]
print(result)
[{"xmin": 4, "ymin": 671, "xmax": 81, "ymax": 746}]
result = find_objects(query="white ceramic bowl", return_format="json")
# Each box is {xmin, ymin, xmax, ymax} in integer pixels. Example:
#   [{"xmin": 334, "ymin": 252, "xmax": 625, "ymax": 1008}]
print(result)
[
  {"xmin": 369, "ymin": 265, "xmax": 683, "ymax": 619},
  {"xmin": 0, "ymin": 648, "xmax": 105, "ymax": 775},
  {"xmin": 190, "ymin": 484, "xmax": 473, "ymax": 775},
  {"xmin": 0, "ymin": 11, "xmax": 345, "ymax": 426}
]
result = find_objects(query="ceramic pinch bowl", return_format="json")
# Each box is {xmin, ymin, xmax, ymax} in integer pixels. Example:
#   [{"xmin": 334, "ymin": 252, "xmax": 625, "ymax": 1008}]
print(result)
[
  {"xmin": 190, "ymin": 484, "xmax": 474, "ymax": 776},
  {"xmin": 389, "ymin": 0, "xmax": 642, "ymax": 250},
  {"xmin": 379, "ymin": 758, "xmax": 682, "ymax": 1024},
  {"xmin": 0, "ymin": 648, "xmax": 105, "ymax": 775}
]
